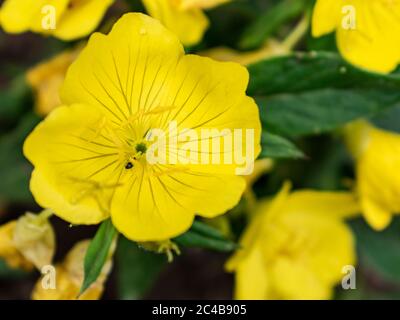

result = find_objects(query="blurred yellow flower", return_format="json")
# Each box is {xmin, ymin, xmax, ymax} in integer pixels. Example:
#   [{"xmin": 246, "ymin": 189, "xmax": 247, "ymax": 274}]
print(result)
[
  {"xmin": 27, "ymin": 48, "xmax": 80, "ymax": 116},
  {"xmin": 200, "ymin": 40, "xmax": 288, "ymax": 66},
  {"xmin": 0, "ymin": 0, "xmax": 114, "ymax": 40},
  {"xmin": 345, "ymin": 120, "xmax": 400, "ymax": 231},
  {"xmin": 32, "ymin": 239, "xmax": 113, "ymax": 300},
  {"xmin": 312, "ymin": 0, "xmax": 400, "ymax": 73},
  {"xmin": 23, "ymin": 13, "xmax": 261, "ymax": 241},
  {"xmin": 0, "ymin": 221, "xmax": 34, "ymax": 271},
  {"xmin": 0, "ymin": 210, "xmax": 55, "ymax": 271},
  {"xmin": 226, "ymin": 182, "xmax": 358, "ymax": 299},
  {"xmin": 142, "ymin": 0, "xmax": 230, "ymax": 46}
]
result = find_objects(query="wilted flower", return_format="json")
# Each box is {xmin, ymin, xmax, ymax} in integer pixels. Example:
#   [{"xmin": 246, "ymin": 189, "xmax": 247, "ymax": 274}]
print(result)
[
  {"xmin": 0, "ymin": 221, "xmax": 34, "ymax": 271},
  {"xmin": 23, "ymin": 13, "xmax": 261, "ymax": 241},
  {"xmin": 0, "ymin": 209, "xmax": 55, "ymax": 271},
  {"xmin": 31, "ymin": 239, "xmax": 114, "ymax": 300},
  {"xmin": 142, "ymin": 0, "xmax": 230, "ymax": 46},
  {"xmin": 226, "ymin": 182, "xmax": 358, "ymax": 299},
  {"xmin": 312, "ymin": 0, "xmax": 400, "ymax": 73},
  {"xmin": 0, "ymin": 0, "xmax": 114, "ymax": 40}
]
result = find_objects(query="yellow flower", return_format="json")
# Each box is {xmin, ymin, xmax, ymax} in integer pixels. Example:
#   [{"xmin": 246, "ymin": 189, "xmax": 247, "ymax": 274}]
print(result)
[
  {"xmin": 32, "ymin": 239, "xmax": 113, "ymax": 300},
  {"xmin": 345, "ymin": 120, "xmax": 400, "ymax": 231},
  {"xmin": 226, "ymin": 182, "xmax": 359, "ymax": 300},
  {"xmin": 23, "ymin": 13, "xmax": 261, "ymax": 241},
  {"xmin": 0, "ymin": 210, "xmax": 55, "ymax": 271},
  {"xmin": 0, "ymin": 0, "xmax": 114, "ymax": 40},
  {"xmin": 312, "ymin": 0, "xmax": 400, "ymax": 73},
  {"xmin": 27, "ymin": 48, "xmax": 80, "ymax": 116},
  {"xmin": 142, "ymin": 0, "xmax": 230, "ymax": 46},
  {"xmin": 199, "ymin": 40, "xmax": 288, "ymax": 66}
]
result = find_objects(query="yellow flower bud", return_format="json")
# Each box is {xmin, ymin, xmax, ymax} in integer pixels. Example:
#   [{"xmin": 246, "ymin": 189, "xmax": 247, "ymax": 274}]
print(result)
[
  {"xmin": 13, "ymin": 210, "xmax": 55, "ymax": 270},
  {"xmin": 32, "ymin": 240, "xmax": 114, "ymax": 300}
]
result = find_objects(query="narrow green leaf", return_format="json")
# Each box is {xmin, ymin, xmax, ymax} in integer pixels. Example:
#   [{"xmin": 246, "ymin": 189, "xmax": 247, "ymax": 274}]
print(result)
[
  {"xmin": 174, "ymin": 230, "xmax": 238, "ymax": 252},
  {"xmin": 190, "ymin": 220, "xmax": 226, "ymax": 240},
  {"xmin": 117, "ymin": 237, "xmax": 166, "ymax": 299},
  {"xmin": 239, "ymin": 0, "xmax": 307, "ymax": 50},
  {"xmin": 80, "ymin": 219, "xmax": 117, "ymax": 295},
  {"xmin": 260, "ymin": 132, "xmax": 304, "ymax": 159}
]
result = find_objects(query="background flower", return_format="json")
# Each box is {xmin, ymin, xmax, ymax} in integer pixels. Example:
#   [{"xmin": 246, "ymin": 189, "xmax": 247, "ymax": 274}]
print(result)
[
  {"xmin": 312, "ymin": 0, "xmax": 400, "ymax": 73},
  {"xmin": 226, "ymin": 182, "xmax": 359, "ymax": 299}
]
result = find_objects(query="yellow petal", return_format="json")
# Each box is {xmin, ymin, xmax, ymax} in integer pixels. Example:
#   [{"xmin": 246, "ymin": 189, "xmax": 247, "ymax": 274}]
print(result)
[
  {"xmin": 0, "ymin": 0, "xmax": 68, "ymax": 34},
  {"xmin": 142, "ymin": 0, "xmax": 209, "ymax": 46},
  {"xmin": 283, "ymin": 190, "xmax": 360, "ymax": 220},
  {"xmin": 346, "ymin": 122, "xmax": 400, "ymax": 230},
  {"xmin": 343, "ymin": 119, "xmax": 371, "ymax": 159},
  {"xmin": 12, "ymin": 211, "xmax": 55, "ymax": 270},
  {"xmin": 111, "ymin": 168, "xmax": 245, "ymax": 241},
  {"xmin": 270, "ymin": 258, "xmax": 331, "ymax": 300},
  {"xmin": 179, "ymin": 0, "xmax": 230, "ymax": 10},
  {"xmin": 280, "ymin": 209, "xmax": 356, "ymax": 289},
  {"xmin": 360, "ymin": 197, "xmax": 392, "ymax": 231},
  {"xmin": 311, "ymin": 0, "xmax": 342, "ymax": 37},
  {"xmin": 61, "ymin": 13, "xmax": 184, "ymax": 123},
  {"xmin": 24, "ymin": 104, "xmax": 114, "ymax": 225},
  {"xmin": 226, "ymin": 182, "xmax": 291, "ymax": 272},
  {"xmin": 53, "ymin": 0, "xmax": 115, "ymax": 41},
  {"xmin": 234, "ymin": 243, "xmax": 269, "ymax": 300},
  {"xmin": 336, "ymin": 1, "xmax": 400, "ymax": 73}
]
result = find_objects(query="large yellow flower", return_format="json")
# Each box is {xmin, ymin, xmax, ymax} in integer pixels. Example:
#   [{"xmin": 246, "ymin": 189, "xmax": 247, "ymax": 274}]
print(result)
[
  {"xmin": 0, "ymin": 0, "xmax": 114, "ymax": 40},
  {"xmin": 23, "ymin": 13, "xmax": 261, "ymax": 241},
  {"xmin": 345, "ymin": 121, "xmax": 400, "ymax": 231},
  {"xmin": 312, "ymin": 0, "xmax": 400, "ymax": 73},
  {"xmin": 142, "ymin": 0, "xmax": 230, "ymax": 46},
  {"xmin": 226, "ymin": 182, "xmax": 358, "ymax": 300}
]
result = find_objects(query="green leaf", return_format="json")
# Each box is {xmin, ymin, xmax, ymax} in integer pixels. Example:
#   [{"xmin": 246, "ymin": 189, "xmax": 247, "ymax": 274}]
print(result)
[
  {"xmin": 174, "ymin": 223, "xmax": 238, "ymax": 252},
  {"xmin": 248, "ymin": 52, "xmax": 400, "ymax": 137},
  {"xmin": 260, "ymin": 132, "xmax": 304, "ymax": 159},
  {"xmin": 190, "ymin": 220, "xmax": 226, "ymax": 240},
  {"xmin": 0, "ymin": 112, "xmax": 40, "ymax": 203},
  {"xmin": 0, "ymin": 76, "xmax": 32, "ymax": 131},
  {"xmin": 80, "ymin": 219, "xmax": 117, "ymax": 295},
  {"xmin": 116, "ymin": 237, "xmax": 166, "ymax": 299},
  {"xmin": 351, "ymin": 217, "xmax": 400, "ymax": 284},
  {"xmin": 239, "ymin": 0, "xmax": 308, "ymax": 50}
]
